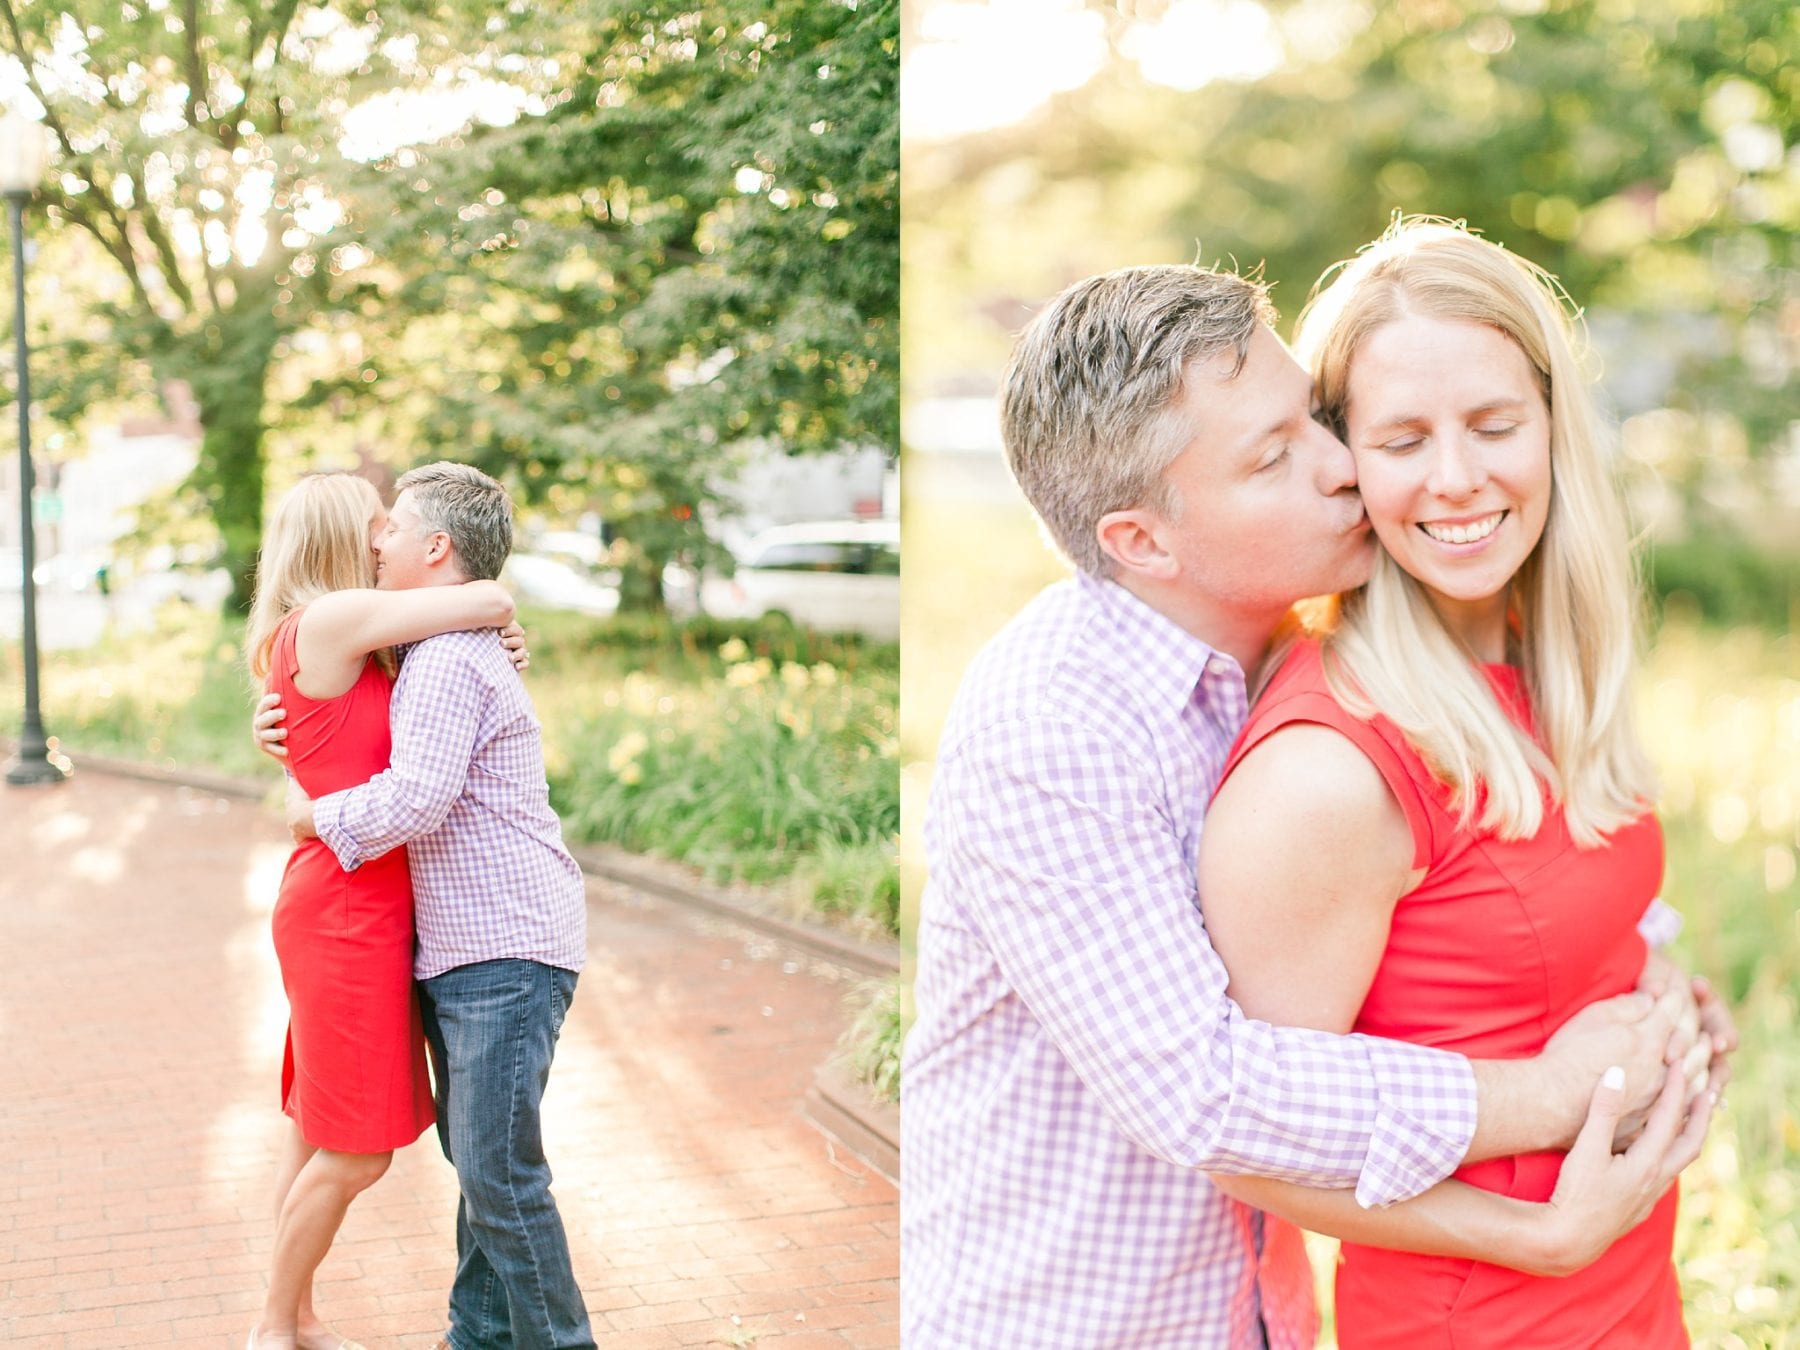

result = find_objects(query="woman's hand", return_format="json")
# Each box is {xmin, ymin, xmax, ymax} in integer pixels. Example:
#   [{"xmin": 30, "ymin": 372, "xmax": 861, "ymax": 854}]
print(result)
[
  {"xmin": 252, "ymin": 692, "xmax": 288, "ymax": 762},
  {"xmin": 1531, "ymin": 1062, "xmax": 1714, "ymax": 1278},
  {"xmin": 500, "ymin": 620, "xmax": 530, "ymax": 673}
]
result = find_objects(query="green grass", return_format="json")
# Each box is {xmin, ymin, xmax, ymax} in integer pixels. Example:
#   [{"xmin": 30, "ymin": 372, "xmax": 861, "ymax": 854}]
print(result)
[
  {"xmin": 0, "ymin": 608, "xmax": 274, "ymax": 779},
  {"xmin": 0, "ymin": 603, "xmax": 900, "ymax": 937},
  {"xmin": 844, "ymin": 977, "xmax": 902, "ymax": 1105},
  {"xmin": 902, "ymin": 483, "xmax": 1800, "ymax": 1342}
]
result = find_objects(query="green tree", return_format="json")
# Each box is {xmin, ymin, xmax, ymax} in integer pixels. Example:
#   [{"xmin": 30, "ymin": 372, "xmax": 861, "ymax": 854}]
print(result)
[
  {"xmin": 0, "ymin": 0, "xmax": 572, "ymax": 608},
  {"xmin": 334, "ymin": 0, "xmax": 899, "ymax": 609}
]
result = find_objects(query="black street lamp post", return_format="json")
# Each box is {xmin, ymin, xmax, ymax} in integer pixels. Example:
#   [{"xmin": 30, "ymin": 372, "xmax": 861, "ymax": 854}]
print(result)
[{"xmin": 2, "ymin": 111, "xmax": 63, "ymax": 787}]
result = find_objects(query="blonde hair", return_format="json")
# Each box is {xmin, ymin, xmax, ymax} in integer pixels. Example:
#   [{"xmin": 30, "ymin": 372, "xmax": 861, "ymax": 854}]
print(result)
[
  {"xmin": 1294, "ymin": 218, "xmax": 1654, "ymax": 846},
  {"xmin": 246, "ymin": 473, "xmax": 386, "ymax": 683},
  {"xmin": 1000, "ymin": 265, "xmax": 1275, "ymax": 576}
]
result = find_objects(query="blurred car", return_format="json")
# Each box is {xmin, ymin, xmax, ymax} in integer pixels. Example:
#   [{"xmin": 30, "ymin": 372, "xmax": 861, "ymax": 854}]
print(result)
[
  {"xmin": 501, "ymin": 552, "xmax": 621, "ymax": 617},
  {"xmin": 528, "ymin": 529, "xmax": 608, "ymax": 569},
  {"xmin": 130, "ymin": 565, "xmax": 233, "ymax": 609},
  {"xmin": 32, "ymin": 551, "xmax": 108, "ymax": 593},
  {"xmin": 668, "ymin": 519, "xmax": 899, "ymax": 640},
  {"xmin": 130, "ymin": 545, "xmax": 233, "ymax": 609}
]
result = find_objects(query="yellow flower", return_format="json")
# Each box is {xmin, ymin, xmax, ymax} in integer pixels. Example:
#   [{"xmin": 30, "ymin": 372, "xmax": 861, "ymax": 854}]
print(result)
[
  {"xmin": 607, "ymin": 731, "xmax": 649, "ymax": 774},
  {"xmin": 810, "ymin": 662, "xmax": 839, "ymax": 686},
  {"xmin": 618, "ymin": 762, "xmax": 643, "ymax": 786},
  {"xmin": 780, "ymin": 661, "xmax": 811, "ymax": 691},
  {"xmin": 726, "ymin": 658, "xmax": 773, "ymax": 688},
  {"xmin": 622, "ymin": 672, "xmax": 659, "ymax": 715},
  {"xmin": 719, "ymin": 637, "xmax": 750, "ymax": 663}
]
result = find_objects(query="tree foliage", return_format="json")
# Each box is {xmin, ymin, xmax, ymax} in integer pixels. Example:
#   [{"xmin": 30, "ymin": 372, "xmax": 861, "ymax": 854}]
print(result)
[
  {"xmin": 0, "ymin": 0, "xmax": 414, "ymax": 603},
  {"xmin": 4, "ymin": 0, "xmax": 897, "ymax": 611},
  {"xmin": 336, "ymin": 0, "xmax": 898, "ymax": 607}
]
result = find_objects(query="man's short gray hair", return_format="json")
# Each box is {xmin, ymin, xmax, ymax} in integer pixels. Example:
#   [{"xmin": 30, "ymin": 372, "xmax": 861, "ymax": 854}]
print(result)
[
  {"xmin": 1000, "ymin": 265, "xmax": 1276, "ymax": 577},
  {"xmin": 396, "ymin": 461, "xmax": 514, "ymax": 581}
]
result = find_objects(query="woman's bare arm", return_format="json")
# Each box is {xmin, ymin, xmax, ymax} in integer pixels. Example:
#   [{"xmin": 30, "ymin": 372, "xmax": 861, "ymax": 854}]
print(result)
[
  {"xmin": 293, "ymin": 581, "xmax": 516, "ymax": 700},
  {"xmin": 1197, "ymin": 721, "xmax": 1417, "ymax": 1035},
  {"xmin": 1210, "ymin": 1055, "xmax": 1711, "ymax": 1278}
]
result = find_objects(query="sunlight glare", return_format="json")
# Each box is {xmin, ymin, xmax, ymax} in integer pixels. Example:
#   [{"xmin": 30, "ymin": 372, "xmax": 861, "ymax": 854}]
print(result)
[
  {"xmin": 37, "ymin": 808, "xmax": 92, "ymax": 849},
  {"xmin": 243, "ymin": 841, "xmax": 289, "ymax": 919},
  {"xmin": 202, "ymin": 216, "xmax": 232, "ymax": 266},
  {"xmin": 1119, "ymin": 0, "xmax": 1283, "ymax": 90},
  {"xmin": 339, "ymin": 79, "xmax": 537, "ymax": 162},
  {"xmin": 234, "ymin": 213, "xmax": 268, "ymax": 266},
  {"xmin": 298, "ymin": 7, "xmax": 377, "ymax": 79},
  {"xmin": 292, "ymin": 188, "xmax": 345, "ymax": 237},
  {"xmin": 901, "ymin": 0, "xmax": 1107, "ymax": 142}
]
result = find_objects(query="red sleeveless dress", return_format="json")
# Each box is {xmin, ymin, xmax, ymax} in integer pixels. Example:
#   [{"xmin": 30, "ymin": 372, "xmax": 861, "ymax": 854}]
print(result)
[
  {"xmin": 1221, "ymin": 639, "xmax": 1684, "ymax": 1349},
  {"xmin": 268, "ymin": 610, "xmax": 435, "ymax": 1152}
]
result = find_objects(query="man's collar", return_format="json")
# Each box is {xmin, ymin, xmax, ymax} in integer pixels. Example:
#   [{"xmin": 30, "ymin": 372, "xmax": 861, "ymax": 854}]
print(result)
[{"xmin": 1076, "ymin": 571, "xmax": 1243, "ymax": 719}]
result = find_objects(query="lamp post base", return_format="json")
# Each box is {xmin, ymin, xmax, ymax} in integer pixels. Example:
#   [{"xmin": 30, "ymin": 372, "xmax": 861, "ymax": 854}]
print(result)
[
  {"xmin": 5, "ymin": 755, "xmax": 66, "ymax": 785},
  {"xmin": 4, "ymin": 728, "xmax": 67, "ymax": 786}
]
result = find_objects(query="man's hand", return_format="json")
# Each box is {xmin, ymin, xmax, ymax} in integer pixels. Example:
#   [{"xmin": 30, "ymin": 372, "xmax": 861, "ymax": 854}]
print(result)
[
  {"xmin": 285, "ymin": 775, "xmax": 319, "ymax": 844},
  {"xmin": 500, "ymin": 620, "xmax": 530, "ymax": 674},
  {"xmin": 252, "ymin": 692, "xmax": 288, "ymax": 762},
  {"xmin": 1538, "ymin": 987, "xmax": 1685, "ymax": 1152},
  {"xmin": 1526, "ymin": 1061, "xmax": 1714, "ymax": 1278}
]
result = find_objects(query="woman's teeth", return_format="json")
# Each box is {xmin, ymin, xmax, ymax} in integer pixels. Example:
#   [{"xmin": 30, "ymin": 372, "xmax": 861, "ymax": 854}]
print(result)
[{"xmin": 1420, "ymin": 512, "xmax": 1503, "ymax": 545}]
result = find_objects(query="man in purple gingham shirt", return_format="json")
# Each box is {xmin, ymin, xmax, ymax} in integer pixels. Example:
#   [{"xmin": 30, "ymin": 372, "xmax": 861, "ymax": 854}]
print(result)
[
  {"xmin": 903, "ymin": 267, "xmax": 1708, "ymax": 1348},
  {"xmin": 289, "ymin": 463, "xmax": 594, "ymax": 1350}
]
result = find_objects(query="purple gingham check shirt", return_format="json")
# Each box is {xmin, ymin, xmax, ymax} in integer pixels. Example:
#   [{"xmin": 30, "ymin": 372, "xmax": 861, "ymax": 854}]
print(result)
[
  {"xmin": 901, "ymin": 573, "xmax": 1482, "ymax": 1350},
  {"xmin": 314, "ymin": 629, "xmax": 587, "ymax": 980}
]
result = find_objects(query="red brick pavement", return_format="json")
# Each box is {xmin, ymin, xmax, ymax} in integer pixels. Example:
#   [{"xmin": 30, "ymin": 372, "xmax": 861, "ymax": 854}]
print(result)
[{"xmin": 0, "ymin": 772, "xmax": 897, "ymax": 1348}]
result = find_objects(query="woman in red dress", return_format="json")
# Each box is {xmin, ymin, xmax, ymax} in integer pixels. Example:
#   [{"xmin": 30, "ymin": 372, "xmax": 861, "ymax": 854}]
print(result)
[
  {"xmin": 242, "ymin": 473, "xmax": 517, "ymax": 1350},
  {"xmin": 1197, "ymin": 221, "xmax": 1720, "ymax": 1346}
]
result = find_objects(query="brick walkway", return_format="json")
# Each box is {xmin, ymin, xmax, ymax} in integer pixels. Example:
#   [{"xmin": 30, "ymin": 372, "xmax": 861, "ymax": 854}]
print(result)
[{"xmin": 0, "ymin": 772, "xmax": 897, "ymax": 1348}]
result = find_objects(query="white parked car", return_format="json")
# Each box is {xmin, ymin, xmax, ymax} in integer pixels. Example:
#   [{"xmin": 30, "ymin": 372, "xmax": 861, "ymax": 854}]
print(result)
[
  {"xmin": 501, "ymin": 552, "xmax": 621, "ymax": 617},
  {"xmin": 670, "ymin": 519, "xmax": 899, "ymax": 640}
]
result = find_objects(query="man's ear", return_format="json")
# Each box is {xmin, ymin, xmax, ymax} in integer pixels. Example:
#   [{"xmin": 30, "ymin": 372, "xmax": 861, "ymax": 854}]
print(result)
[
  {"xmin": 423, "ymin": 531, "xmax": 455, "ymax": 566},
  {"xmin": 1096, "ymin": 507, "xmax": 1178, "ymax": 583}
]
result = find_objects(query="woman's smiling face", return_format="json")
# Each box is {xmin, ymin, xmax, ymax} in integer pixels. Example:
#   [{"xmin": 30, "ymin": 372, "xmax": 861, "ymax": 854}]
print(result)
[{"xmin": 1342, "ymin": 310, "xmax": 1553, "ymax": 654}]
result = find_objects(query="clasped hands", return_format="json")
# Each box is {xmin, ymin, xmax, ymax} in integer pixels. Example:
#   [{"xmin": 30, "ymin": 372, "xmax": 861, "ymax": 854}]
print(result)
[{"xmin": 1523, "ymin": 949, "xmax": 1736, "ymax": 1277}]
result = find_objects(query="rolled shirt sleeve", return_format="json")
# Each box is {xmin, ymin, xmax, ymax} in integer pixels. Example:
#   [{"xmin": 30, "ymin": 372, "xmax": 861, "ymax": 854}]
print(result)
[
  {"xmin": 314, "ymin": 642, "xmax": 487, "ymax": 873},
  {"xmin": 949, "ymin": 717, "xmax": 1478, "ymax": 1208},
  {"xmin": 1637, "ymin": 896, "xmax": 1684, "ymax": 949}
]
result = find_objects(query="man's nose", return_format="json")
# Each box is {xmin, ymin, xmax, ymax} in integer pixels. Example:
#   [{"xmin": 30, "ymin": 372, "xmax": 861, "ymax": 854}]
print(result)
[{"xmin": 1308, "ymin": 419, "xmax": 1358, "ymax": 495}]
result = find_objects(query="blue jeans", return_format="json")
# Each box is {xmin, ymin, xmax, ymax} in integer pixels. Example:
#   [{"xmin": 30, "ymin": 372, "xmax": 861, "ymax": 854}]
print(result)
[{"xmin": 419, "ymin": 959, "xmax": 594, "ymax": 1350}]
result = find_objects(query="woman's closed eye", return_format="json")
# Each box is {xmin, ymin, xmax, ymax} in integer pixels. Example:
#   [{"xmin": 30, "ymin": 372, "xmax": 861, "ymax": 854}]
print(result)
[{"xmin": 1371, "ymin": 433, "xmax": 1424, "ymax": 453}]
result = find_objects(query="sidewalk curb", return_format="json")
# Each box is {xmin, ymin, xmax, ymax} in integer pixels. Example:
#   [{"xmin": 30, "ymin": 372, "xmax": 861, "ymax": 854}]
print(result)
[
  {"xmin": 568, "ymin": 842, "xmax": 900, "ymax": 978},
  {"xmin": 27, "ymin": 747, "xmax": 273, "ymax": 801},
  {"xmin": 806, "ymin": 1059, "xmax": 899, "ymax": 1186}
]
